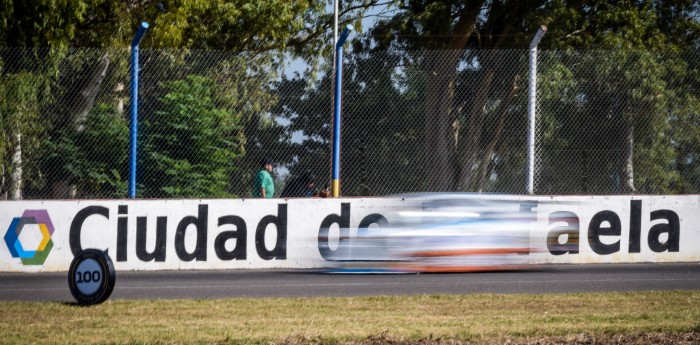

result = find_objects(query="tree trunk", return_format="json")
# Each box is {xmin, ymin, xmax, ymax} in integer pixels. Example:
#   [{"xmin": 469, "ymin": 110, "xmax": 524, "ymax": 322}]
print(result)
[
  {"xmin": 74, "ymin": 53, "xmax": 110, "ymax": 131},
  {"xmin": 453, "ymin": 21, "xmax": 512, "ymax": 191},
  {"xmin": 9, "ymin": 133, "xmax": 22, "ymax": 200},
  {"xmin": 422, "ymin": 1, "xmax": 484, "ymax": 191},
  {"xmin": 423, "ymin": 51, "xmax": 460, "ymax": 191},
  {"xmin": 456, "ymin": 64, "xmax": 496, "ymax": 191},
  {"xmin": 476, "ymin": 75, "xmax": 521, "ymax": 191},
  {"xmin": 621, "ymin": 122, "xmax": 636, "ymax": 193}
]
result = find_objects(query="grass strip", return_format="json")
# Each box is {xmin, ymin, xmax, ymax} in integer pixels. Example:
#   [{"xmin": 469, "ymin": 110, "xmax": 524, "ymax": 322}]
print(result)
[{"xmin": 1, "ymin": 291, "xmax": 698, "ymax": 345}]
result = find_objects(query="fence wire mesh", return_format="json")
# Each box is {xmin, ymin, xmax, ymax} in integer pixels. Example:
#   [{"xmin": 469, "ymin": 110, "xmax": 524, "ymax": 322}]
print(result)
[{"xmin": 1, "ymin": 47, "xmax": 699, "ymax": 199}]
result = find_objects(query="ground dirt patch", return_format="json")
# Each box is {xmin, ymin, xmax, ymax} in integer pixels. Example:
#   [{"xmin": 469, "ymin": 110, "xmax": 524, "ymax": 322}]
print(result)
[{"xmin": 279, "ymin": 332, "xmax": 700, "ymax": 345}]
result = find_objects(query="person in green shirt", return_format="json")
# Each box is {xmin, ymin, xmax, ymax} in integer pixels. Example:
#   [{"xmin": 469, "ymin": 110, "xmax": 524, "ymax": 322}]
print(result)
[{"xmin": 253, "ymin": 157, "xmax": 274, "ymax": 198}]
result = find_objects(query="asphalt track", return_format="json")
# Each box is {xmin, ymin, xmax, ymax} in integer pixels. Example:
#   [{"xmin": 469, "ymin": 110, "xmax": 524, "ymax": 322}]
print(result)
[{"xmin": 1, "ymin": 263, "xmax": 698, "ymax": 302}]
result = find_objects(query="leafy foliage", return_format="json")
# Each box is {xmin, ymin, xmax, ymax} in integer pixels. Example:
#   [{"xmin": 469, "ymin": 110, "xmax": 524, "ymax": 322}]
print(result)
[
  {"xmin": 0, "ymin": 0, "xmax": 328, "ymax": 199},
  {"xmin": 33, "ymin": 103, "xmax": 129, "ymax": 198},
  {"xmin": 140, "ymin": 75, "xmax": 244, "ymax": 198},
  {"xmin": 3, "ymin": 0, "xmax": 700, "ymax": 198},
  {"xmin": 0, "ymin": 72, "xmax": 44, "ymax": 197}
]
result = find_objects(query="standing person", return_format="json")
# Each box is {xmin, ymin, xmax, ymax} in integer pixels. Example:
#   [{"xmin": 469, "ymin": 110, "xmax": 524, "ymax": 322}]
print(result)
[{"xmin": 253, "ymin": 157, "xmax": 274, "ymax": 198}]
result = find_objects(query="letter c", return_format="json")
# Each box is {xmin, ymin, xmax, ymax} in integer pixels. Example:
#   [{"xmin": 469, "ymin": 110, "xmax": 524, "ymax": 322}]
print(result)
[{"xmin": 70, "ymin": 206, "xmax": 109, "ymax": 255}]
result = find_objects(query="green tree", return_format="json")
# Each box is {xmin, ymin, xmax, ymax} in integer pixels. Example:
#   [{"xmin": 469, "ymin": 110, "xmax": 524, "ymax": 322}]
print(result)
[
  {"xmin": 0, "ymin": 72, "xmax": 44, "ymax": 199},
  {"xmin": 536, "ymin": 1, "xmax": 700, "ymax": 193},
  {"xmin": 140, "ymin": 75, "xmax": 244, "ymax": 198},
  {"xmin": 273, "ymin": 44, "xmax": 428, "ymax": 196},
  {"xmin": 359, "ymin": 0, "xmax": 700, "ymax": 194},
  {"xmin": 374, "ymin": 0, "xmax": 535, "ymax": 191},
  {"xmin": 32, "ymin": 103, "xmax": 129, "ymax": 198},
  {"xmin": 0, "ymin": 0, "xmax": 332, "ymax": 199}
]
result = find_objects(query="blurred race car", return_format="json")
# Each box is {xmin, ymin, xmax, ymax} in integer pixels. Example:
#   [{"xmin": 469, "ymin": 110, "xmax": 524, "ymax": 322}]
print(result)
[{"xmin": 324, "ymin": 194, "xmax": 540, "ymax": 273}]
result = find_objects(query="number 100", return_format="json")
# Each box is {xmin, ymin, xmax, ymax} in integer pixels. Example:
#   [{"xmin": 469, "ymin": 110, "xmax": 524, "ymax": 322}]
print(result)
[{"xmin": 76, "ymin": 270, "xmax": 101, "ymax": 283}]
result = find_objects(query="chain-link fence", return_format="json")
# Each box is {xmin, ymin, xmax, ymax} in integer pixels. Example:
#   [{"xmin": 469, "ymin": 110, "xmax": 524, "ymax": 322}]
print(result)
[{"xmin": 1, "ymin": 47, "xmax": 699, "ymax": 199}]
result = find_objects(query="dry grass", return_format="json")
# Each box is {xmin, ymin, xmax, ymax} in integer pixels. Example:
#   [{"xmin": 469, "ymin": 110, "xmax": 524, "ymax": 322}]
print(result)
[{"xmin": 1, "ymin": 291, "xmax": 698, "ymax": 344}]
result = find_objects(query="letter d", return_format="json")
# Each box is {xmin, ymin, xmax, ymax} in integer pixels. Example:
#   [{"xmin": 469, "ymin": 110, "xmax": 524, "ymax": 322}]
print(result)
[
  {"xmin": 175, "ymin": 204, "xmax": 208, "ymax": 261},
  {"xmin": 256, "ymin": 204, "xmax": 287, "ymax": 260},
  {"xmin": 318, "ymin": 203, "xmax": 350, "ymax": 260}
]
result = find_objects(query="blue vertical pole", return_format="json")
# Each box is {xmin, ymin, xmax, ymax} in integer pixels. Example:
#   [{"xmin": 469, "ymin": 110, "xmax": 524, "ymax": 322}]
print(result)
[
  {"xmin": 129, "ymin": 21, "xmax": 149, "ymax": 198},
  {"xmin": 331, "ymin": 25, "xmax": 353, "ymax": 197}
]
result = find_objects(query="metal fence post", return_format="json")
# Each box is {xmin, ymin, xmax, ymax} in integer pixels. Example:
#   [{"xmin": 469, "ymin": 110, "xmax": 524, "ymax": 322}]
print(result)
[
  {"xmin": 331, "ymin": 25, "xmax": 353, "ymax": 197},
  {"xmin": 527, "ymin": 25, "xmax": 546, "ymax": 195},
  {"xmin": 129, "ymin": 22, "xmax": 149, "ymax": 198}
]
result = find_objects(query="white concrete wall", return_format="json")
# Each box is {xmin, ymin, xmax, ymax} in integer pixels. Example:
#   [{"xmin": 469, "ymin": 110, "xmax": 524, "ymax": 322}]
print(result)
[{"xmin": 1, "ymin": 195, "xmax": 698, "ymax": 272}]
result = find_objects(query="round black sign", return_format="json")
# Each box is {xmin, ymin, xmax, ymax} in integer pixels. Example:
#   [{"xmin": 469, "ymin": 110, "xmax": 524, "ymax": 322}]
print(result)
[{"xmin": 67, "ymin": 249, "xmax": 115, "ymax": 305}]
